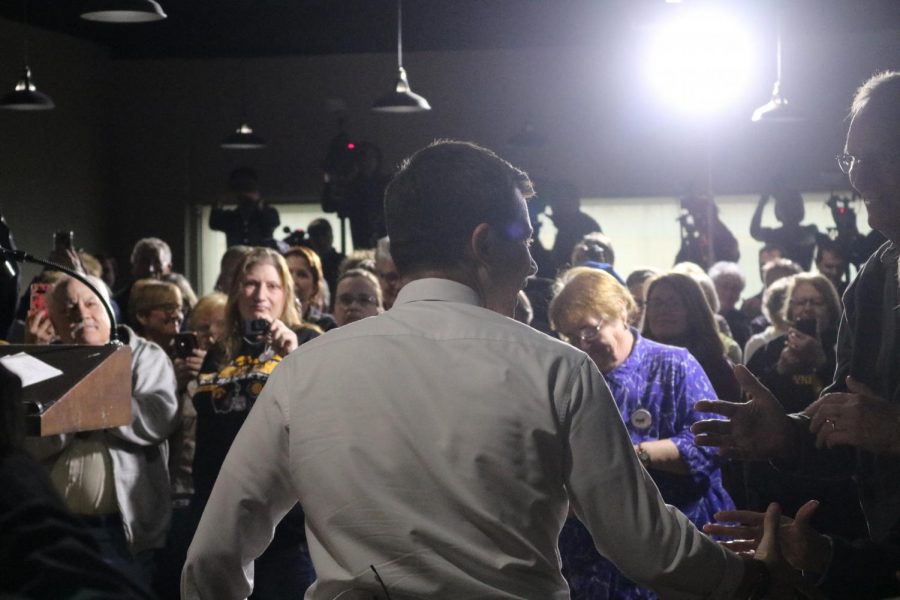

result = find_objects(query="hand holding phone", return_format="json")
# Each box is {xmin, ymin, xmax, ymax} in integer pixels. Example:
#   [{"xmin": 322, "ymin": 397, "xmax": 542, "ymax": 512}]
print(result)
[
  {"xmin": 173, "ymin": 332, "xmax": 199, "ymax": 359},
  {"xmin": 29, "ymin": 282, "xmax": 52, "ymax": 317}
]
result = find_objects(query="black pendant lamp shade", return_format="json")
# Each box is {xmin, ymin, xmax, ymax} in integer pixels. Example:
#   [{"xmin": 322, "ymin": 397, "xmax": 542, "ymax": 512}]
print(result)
[
  {"xmin": 0, "ymin": 66, "xmax": 54, "ymax": 111},
  {"xmin": 221, "ymin": 123, "xmax": 266, "ymax": 150},
  {"xmin": 80, "ymin": 0, "xmax": 166, "ymax": 23},
  {"xmin": 371, "ymin": 0, "xmax": 430, "ymax": 113},
  {"xmin": 372, "ymin": 67, "xmax": 431, "ymax": 113}
]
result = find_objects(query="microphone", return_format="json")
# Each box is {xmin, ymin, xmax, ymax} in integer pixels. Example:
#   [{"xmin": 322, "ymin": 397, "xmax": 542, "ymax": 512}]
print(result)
[{"xmin": 0, "ymin": 245, "xmax": 121, "ymax": 345}]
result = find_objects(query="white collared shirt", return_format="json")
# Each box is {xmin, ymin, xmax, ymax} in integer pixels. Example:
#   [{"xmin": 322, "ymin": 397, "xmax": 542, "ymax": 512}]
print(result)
[{"xmin": 183, "ymin": 278, "xmax": 743, "ymax": 599}]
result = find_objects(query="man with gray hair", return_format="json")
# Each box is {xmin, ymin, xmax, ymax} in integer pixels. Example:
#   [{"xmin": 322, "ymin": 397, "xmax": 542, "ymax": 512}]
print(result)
[
  {"xmin": 708, "ymin": 261, "xmax": 751, "ymax": 350},
  {"xmin": 694, "ymin": 70, "xmax": 900, "ymax": 598},
  {"xmin": 114, "ymin": 237, "xmax": 173, "ymax": 325},
  {"xmin": 25, "ymin": 274, "xmax": 178, "ymax": 589},
  {"xmin": 374, "ymin": 235, "xmax": 402, "ymax": 309},
  {"xmin": 183, "ymin": 140, "xmax": 780, "ymax": 599}
]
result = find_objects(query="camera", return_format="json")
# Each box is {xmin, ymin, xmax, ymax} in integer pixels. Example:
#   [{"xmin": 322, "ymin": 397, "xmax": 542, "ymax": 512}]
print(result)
[
  {"xmin": 243, "ymin": 318, "xmax": 270, "ymax": 339},
  {"xmin": 173, "ymin": 332, "xmax": 199, "ymax": 359},
  {"xmin": 826, "ymin": 194, "xmax": 855, "ymax": 233}
]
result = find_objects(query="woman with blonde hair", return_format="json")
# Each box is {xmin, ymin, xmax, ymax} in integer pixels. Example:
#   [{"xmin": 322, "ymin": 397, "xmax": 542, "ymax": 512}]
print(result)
[
  {"xmin": 333, "ymin": 268, "xmax": 383, "ymax": 327},
  {"xmin": 188, "ymin": 248, "xmax": 318, "ymax": 597},
  {"xmin": 550, "ymin": 266, "xmax": 733, "ymax": 600}
]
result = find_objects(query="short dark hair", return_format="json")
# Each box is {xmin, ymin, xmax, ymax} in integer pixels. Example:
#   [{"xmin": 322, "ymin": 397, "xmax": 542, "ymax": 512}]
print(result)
[{"xmin": 384, "ymin": 140, "xmax": 533, "ymax": 276}]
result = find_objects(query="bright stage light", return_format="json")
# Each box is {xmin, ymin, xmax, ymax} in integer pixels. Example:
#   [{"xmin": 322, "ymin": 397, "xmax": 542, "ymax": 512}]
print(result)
[{"xmin": 645, "ymin": 11, "xmax": 753, "ymax": 114}]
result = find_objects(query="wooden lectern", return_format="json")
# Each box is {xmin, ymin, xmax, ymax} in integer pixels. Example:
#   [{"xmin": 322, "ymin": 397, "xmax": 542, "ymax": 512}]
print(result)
[{"xmin": 0, "ymin": 344, "xmax": 133, "ymax": 437}]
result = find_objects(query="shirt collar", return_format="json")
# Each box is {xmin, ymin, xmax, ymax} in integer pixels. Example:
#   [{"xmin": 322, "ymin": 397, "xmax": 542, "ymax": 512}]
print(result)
[
  {"xmin": 881, "ymin": 241, "xmax": 900, "ymax": 266},
  {"xmin": 393, "ymin": 278, "xmax": 483, "ymax": 307},
  {"xmin": 608, "ymin": 327, "xmax": 644, "ymax": 376}
]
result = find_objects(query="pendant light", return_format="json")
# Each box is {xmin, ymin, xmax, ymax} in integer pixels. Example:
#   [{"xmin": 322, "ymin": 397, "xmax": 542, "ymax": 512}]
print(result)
[
  {"xmin": 371, "ymin": 0, "xmax": 430, "ymax": 113},
  {"xmin": 80, "ymin": 0, "xmax": 166, "ymax": 23},
  {"xmin": 221, "ymin": 123, "xmax": 266, "ymax": 150},
  {"xmin": 751, "ymin": 17, "xmax": 802, "ymax": 123},
  {"xmin": 0, "ymin": 66, "xmax": 54, "ymax": 110},
  {"xmin": 1, "ymin": 1, "xmax": 54, "ymax": 111}
]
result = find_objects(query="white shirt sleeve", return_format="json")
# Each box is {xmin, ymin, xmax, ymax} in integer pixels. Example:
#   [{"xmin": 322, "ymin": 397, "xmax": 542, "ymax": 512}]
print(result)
[
  {"xmin": 562, "ymin": 356, "xmax": 745, "ymax": 599},
  {"xmin": 181, "ymin": 365, "xmax": 298, "ymax": 600}
]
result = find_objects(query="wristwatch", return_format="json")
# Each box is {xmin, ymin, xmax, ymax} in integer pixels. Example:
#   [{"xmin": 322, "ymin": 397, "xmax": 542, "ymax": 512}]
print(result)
[{"xmin": 636, "ymin": 443, "xmax": 651, "ymax": 469}]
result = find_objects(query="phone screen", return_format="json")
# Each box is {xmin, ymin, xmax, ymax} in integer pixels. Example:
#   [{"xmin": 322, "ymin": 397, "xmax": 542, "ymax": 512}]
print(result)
[{"xmin": 29, "ymin": 282, "xmax": 52, "ymax": 316}]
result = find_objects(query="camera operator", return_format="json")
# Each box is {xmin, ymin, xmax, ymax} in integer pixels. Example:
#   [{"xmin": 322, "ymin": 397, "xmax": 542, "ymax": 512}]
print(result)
[
  {"xmin": 675, "ymin": 194, "xmax": 739, "ymax": 270},
  {"xmin": 210, "ymin": 167, "xmax": 281, "ymax": 250}
]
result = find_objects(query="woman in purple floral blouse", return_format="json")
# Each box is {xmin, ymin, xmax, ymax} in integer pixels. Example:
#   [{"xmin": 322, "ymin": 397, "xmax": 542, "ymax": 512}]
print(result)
[{"xmin": 549, "ymin": 267, "xmax": 734, "ymax": 600}]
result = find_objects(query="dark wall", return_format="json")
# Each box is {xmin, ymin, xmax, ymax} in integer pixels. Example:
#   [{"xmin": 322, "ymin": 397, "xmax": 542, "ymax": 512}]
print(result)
[
  {"xmin": 0, "ymin": 18, "xmax": 113, "ymax": 284},
  {"xmin": 106, "ymin": 28, "xmax": 900, "ymax": 279},
  {"xmin": 1, "ymin": 15, "xmax": 896, "ymax": 285}
]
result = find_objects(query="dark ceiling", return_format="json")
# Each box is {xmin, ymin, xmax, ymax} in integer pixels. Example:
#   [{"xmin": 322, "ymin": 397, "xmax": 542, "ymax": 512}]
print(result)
[{"xmin": 2, "ymin": 0, "xmax": 900, "ymax": 60}]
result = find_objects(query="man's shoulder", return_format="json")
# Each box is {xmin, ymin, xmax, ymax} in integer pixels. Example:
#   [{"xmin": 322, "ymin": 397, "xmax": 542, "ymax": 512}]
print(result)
[
  {"xmin": 296, "ymin": 303, "xmax": 584, "ymax": 362},
  {"xmin": 844, "ymin": 240, "xmax": 895, "ymax": 304}
]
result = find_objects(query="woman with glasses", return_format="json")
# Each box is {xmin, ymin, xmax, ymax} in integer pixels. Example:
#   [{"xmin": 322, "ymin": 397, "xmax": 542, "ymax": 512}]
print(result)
[
  {"xmin": 333, "ymin": 268, "xmax": 383, "ymax": 327},
  {"xmin": 549, "ymin": 267, "xmax": 733, "ymax": 600},
  {"xmin": 186, "ymin": 248, "xmax": 320, "ymax": 599},
  {"xmin": 746, "ymin": 273, "xmax": 841, "ymax": 413},
  {"xmin": 128, "ymin": 278, "xmax": 184, "ymax": 356},
  {"xmin": 743, "ymin": 272, "xmax": 866, "ymax": 539},
  {"xmin": 642, "ymin": 272, "xmax": 742, "ymax": 403}
]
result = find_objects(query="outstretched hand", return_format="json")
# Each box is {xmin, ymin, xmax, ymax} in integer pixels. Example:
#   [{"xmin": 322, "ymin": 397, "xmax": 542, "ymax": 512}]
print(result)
[
  {"xmin": 691, "ymin": 364, "xmax": 794, "ymax": 460},
  {"xmin": 806, "ymin": 376, "xmax": 900, "ymax": 454},
  {"xmin": 705, "ymin": 500, "xmax": 831, "ymax": 575}
]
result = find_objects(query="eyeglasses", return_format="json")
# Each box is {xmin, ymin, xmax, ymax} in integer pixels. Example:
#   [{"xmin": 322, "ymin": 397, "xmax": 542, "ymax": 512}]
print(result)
[
  {"xmin": 646, "ymin": 298, "xmax": 684, "ymax": 311},
  {"xmin": 836, "ymin": 150, "xmax": 900, "ymax": 175},
  {"xmin": 336, "ymin": 294, "xmax": 378, "ymax": 307},
  {"xmin": 562, "ymin": 324, "xmax": 601, "ymax": 345},
  {"xmin": 835, "ymin": 153, "xmax": 856, "ymax": 175},
  {"xmin": 149, "ymin": 303, "xmax": 182, "ymax": 314},
  {"xmin": 789, "ymin": 297, "xmax": 825, "ymax": 308}
]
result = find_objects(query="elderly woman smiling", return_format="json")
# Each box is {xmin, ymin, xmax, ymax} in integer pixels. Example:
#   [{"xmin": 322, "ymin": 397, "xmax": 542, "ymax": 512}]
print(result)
[{"xmin": 549, "ymin": 267, "xmax": 734, "ymax": 600}]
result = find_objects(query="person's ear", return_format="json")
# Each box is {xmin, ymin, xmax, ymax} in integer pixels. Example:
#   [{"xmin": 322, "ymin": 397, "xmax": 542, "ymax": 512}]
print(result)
[
  {"xmin": 469, "ymin": 222, "xmax": 496, "ymax": 268},
  {"xmin": 135, "ymin": 312, "xmax": 150, "ymax": 327}
]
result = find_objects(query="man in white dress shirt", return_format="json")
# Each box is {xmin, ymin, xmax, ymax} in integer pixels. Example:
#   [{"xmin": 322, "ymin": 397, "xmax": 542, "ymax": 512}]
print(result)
[{"xmin": 182, "ymin": 140, "xmax": 777, "ymax": 599}]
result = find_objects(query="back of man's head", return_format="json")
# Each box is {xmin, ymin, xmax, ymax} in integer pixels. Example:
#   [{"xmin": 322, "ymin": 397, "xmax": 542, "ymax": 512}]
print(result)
[{"xmin": 384, "ymin": 140, "xmax": 533, "ymax": 277}]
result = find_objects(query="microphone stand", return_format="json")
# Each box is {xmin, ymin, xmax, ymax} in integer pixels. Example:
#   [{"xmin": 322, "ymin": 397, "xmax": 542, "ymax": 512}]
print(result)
[{"xmin": 0, "ymin": 245, "xmax": 121, "ymax": 345}]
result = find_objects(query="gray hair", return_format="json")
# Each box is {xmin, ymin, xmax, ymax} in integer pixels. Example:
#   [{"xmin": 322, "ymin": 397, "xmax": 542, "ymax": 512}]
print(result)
[
  {"xmin": 708, "ymin": 261, "xmax": 745, "ymax": 286},
  {"xmin": 850, "ymin": 70, "xmax": 900, "ymax": 120},
  {"xmin": 48, "ymin": 274, "xmax": 114, "ymax": 337},
  {"xmin": 130, "ymin": 237, "xmax": 172, "ymax": 266}
]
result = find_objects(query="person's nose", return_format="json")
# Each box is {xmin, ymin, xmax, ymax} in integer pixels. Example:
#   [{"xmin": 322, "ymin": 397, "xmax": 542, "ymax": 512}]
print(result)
[
  {"xmin": 527, "ymin": 255, "xmax": 538, "ymax": 278},
  {"xmin": 251, "ymin": 285, "xmax": 265, "ymax": 302},
  {"xmin": 76, "ymin": 300, "xmax": 91, "ymax": 321}
]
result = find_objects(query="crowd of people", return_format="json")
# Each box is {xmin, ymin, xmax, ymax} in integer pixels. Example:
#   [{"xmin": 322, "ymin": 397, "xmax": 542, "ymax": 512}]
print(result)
[{"xmin": 1, "ymin": 69, "xmax": 900, "ymax": 600}]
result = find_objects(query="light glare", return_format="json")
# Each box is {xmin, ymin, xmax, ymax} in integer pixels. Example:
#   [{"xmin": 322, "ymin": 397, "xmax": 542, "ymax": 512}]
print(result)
[{"xmin": 646, "ymin": 11, "xmax": 753, "ymax": 114}]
